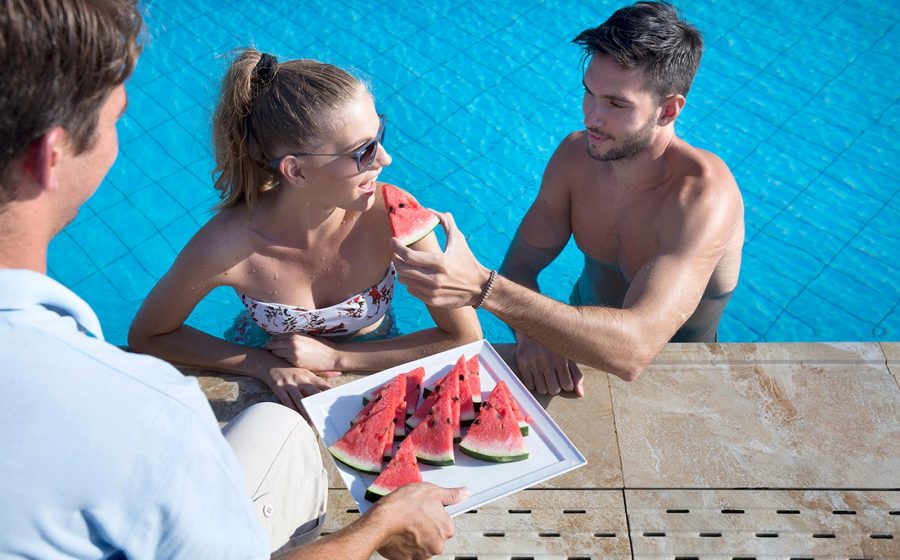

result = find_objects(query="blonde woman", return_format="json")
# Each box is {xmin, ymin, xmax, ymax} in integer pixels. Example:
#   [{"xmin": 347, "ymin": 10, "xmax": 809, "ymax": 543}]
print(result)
[{"xmin": 129, "ymin": 49, "xmax": 481, "ymax": 410}]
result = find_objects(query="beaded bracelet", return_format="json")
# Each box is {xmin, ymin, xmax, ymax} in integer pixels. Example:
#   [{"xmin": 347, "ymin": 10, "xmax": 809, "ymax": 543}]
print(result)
[{"xmin": 473, "ymin": 269, "xmax": 497, "ymax": 309}]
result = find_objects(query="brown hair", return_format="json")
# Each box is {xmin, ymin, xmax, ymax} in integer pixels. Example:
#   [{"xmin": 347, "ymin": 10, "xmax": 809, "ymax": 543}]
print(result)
[
  {"xmin": 0, "ymin": 0, "xmax": 142, "ymax": 203},
  {"xmin": 211, "ymin": 49, "xmax": 367, "ymax": 211},
  {"xmin": 573, "ymin": 1, "xmax": 703, "ymax": 99}
]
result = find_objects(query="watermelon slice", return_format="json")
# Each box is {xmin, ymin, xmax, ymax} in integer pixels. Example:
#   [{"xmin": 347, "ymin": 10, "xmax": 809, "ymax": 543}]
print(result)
[
  {"xmin": 484, "ymin": 380, "xmax": 532, "ymax": 436},
  {"xmin": 351, "ymin": 374, "xmax": 407, "ymax": 427},
  {"xmin": 405, "ymin": 366, "xmax": 425, "ymax": 417},
  {"xmin": 382, "ymin": 183, "xmax": 439, "ymax": 246},
  {"xmin": 406, "ymin": 391, "xmax": 455, "ymax": 466},
  {"xmin": 454, "ymin": 357, "xmax": 476, "ymax": 425},
  {"xmin": 459, "ymin": 388, "xmax": 529, "ymax": 463},
  {"xmin": 366, "ymin": 439, "xmax": 422, "ymax": 502},
  {"xmin": 407, "ymin": 359, "xmax": 461, "ymax": 440},
  {"xmin": 466, "ymin": 355, "xmax": 482, "ymax": 412},
  {"xmin": 328, "ymin": 406, "xmax": 396, "ymax": 474}
]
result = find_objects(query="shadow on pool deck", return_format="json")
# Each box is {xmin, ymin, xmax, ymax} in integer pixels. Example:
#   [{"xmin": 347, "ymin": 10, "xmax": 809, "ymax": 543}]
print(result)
[{"xmin": 185, "ymin": 342, "xmax": 900, "ymax": 558}]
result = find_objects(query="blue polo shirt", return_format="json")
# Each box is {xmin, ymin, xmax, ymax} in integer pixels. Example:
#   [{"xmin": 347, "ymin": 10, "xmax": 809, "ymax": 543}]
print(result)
[{"xmin": 0, "ymin": 270, "xmax": 269, "ymax": 559}]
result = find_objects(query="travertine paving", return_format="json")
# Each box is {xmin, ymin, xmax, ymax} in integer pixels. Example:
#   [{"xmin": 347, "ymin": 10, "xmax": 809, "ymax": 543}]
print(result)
[{"xmin": 190, "ymin": 342, "xmax": 900, "ymax": 558}]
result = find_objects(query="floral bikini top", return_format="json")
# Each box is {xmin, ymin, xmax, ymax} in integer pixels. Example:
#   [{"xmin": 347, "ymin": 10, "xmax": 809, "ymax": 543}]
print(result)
[{"xmin": 238, "ymin": 264, "xmax": 396, "ymax": 338}]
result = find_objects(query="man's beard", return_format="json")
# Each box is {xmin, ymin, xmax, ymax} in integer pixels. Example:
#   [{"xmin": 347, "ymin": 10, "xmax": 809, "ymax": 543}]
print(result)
[{"xmin": 587, "ymin": 116, "xmax": 656, "ymax": 162}]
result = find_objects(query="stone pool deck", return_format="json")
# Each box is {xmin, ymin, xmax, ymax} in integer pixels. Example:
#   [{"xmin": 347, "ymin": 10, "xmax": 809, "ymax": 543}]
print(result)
[{"xmin": 190, "ymin": 342, "xmax": 900, "ymax": 559}]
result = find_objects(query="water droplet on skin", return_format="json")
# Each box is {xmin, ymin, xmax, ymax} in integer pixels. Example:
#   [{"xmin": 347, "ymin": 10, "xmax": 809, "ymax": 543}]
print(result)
[{"xmin": 273, "ymin": 273, "xmax": 278, "ymax": 280}]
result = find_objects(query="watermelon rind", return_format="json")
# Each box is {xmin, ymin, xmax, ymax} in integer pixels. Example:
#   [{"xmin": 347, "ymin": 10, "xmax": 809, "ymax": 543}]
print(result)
[
  {"xmin": 459, "ymin": 442, "xmax": 529, "ymax": 463},
  {"xmin": 518, "ymin": 421, "xmax": 530, "ymax": 437},
  {"xmin": 364, "ymin": 485, "xmax": 392, "ymax": 503},
  {"xmin": 327, "ymin": 445, "xmax": 382, "ymax": 475},
  {"xmin": 416, "ymin": 453, "xmax": 455, "ymax": 467},
  {"xmin": 397, "ymin": 214, "xmax": 439, "ymax": 247}
]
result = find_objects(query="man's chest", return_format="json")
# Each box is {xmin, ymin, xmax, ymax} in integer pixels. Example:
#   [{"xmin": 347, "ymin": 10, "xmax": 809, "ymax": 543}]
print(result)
[{"xmin": 569, "ymin": 187, "xmax": 664, "ymax": 280}]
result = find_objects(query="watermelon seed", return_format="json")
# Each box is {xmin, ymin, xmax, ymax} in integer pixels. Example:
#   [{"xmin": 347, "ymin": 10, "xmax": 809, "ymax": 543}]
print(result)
[
  {"xmin": 453, "ymin": 396, "xmax": 459, "ymax": 402},
  {"xmin": 473, "ymin": 419, "xmax": 481, "ymax": 425},
  {"xmin": 446, "ymin": 418, "xmax": 451, "ymax": 424},
  {"xmin": 399, "ymin": 203, "xmax": 406, "ymax": 208}
]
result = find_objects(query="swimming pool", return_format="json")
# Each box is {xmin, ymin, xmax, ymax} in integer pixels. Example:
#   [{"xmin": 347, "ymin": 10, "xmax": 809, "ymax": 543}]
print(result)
[{"xmin": 49, "ymin": 0, "xmax": 899, "ymax": 346}]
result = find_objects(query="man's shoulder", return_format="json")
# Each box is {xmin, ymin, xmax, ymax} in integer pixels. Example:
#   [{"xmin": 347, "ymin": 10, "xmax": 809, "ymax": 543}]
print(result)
[
  {"xmin": 1, "ymin": 315, "xmax": 209, "ymax": 418},
  {"xmin": 667, "ymin": 139, "xmax": 741, "ymax": 207}
]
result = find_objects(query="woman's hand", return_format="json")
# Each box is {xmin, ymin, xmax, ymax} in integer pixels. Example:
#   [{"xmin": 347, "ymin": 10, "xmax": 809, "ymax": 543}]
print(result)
[
  {"xmin": 259, "ymin": 364, "xmax": 339, "ymax": 411},
  {"xmin": 265, "ymin": 332, "xmax": 344, "ymax": 372}
]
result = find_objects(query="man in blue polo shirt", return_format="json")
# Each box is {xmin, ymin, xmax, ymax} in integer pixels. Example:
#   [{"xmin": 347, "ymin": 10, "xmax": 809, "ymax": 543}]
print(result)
[{"xmin": 0, "ymin": 1, "xmax": 464, "ymax": 558}]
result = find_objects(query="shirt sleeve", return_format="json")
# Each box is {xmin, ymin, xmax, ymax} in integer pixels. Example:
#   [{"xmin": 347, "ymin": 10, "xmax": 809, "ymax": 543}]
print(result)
[{"xmin": 122, "ymin": 403, "xmax": 271, "ymax": 560}]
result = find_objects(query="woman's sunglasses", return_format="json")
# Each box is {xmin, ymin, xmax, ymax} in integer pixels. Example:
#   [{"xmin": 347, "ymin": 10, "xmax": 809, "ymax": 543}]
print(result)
[{"xmin": 275, "ymin": 114, "xmax": 386, "ymax": 174}]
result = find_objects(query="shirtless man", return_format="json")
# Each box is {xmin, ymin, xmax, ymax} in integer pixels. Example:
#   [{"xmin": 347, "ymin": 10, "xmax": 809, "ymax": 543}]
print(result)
[{"xmin": 393, "ymin": 1, "xmax": 744, "ymax": 395}]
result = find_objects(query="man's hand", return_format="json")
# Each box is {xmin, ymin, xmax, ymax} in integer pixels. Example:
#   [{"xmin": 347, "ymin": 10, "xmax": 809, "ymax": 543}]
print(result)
[
  {"xmin": 265, "ymin": 332, "xmax": 344, "ymax": 373},
  {"xmin": 392, "ymin": 211, "xmax": 491, "ymax": 309},
  {"xmin": 371, "ymin": 483, "xmax": 469, "ymax": 559},
  {"xmin": 515, "ymin": 333, "xmax": 584, "ymax": 397}
]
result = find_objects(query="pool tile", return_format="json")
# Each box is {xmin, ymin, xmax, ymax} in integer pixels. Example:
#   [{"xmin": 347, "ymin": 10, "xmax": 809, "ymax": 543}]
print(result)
[
  {"xmin": 100, "ymin": 199, "xmax": 158, "ymax": 249},
  {"xmin": 48, "ymin": 232, "xmax": 98, "ymax": 287},
  {"xmin": 86, "ymin": 179, "xmax": 127, "ymax": 213},
  {"xmin": 611, "ymin": 350, "xmax": 900, "ymax": 488},
  {"xmin": 161, "ymin": 213, "xmax": 202, "ymax": 252},
  {"xmin": 131, "ymin": 235, "xmax": 177, "ymax": 279},
  {"xmin": 127, "ymin": 136, "xmax": 184, "ymax": 180},
  {"xmin": 735, "ymin": 165, "xmax": 804, "ymax": 208},
  {"xmin": 397, "ymin": 80, "xmax": 462, "ymax": 124},
  {"xmin": 785, "ymin": 192, "xmax": 865, "ymax": 244},
  {"xmin": 808, "ymin": 266, "xmax": 894, "ymax": 323},
  {"xmin": 125, "ymin": 89, "xmax": 173, "ymax": 131},
  {"xmin": 784, "ymin": 290, "xmax": 878, "ymax": 340},
  {"xmin": 741, "ymin": 257, "xmax": 804, "ymax": 309},
  {"xmin": 65, "ymin": 216, "xmax": 129, "ymax": 269},
  {"xmin": 766, "ymin": 311, "xmax": 819, "ymax": 341},
  {"xmin": 713, "ymin": 33, "xmax": 780, "ymax": 70},
  {"xmin": 717, "ymin": 282, "xmax": 782, "ymax": 339},
  {"xmin": 104, "ymin": 253, "xmax": 156, "ymax": 303},
  {"xmin": 808, "ymin": 175, "xmax": 884, "ymax": 225},
  {"xmin": 160, "ymin": 167, "xmax": 216, "ymax": 212},
  {"xmin": 830, "ymin": 245, "xmax": 899, "ymax": 301},
  {"xmin": 130, "ymin": 185, "xmax": 186, "ymax": 231},
  {"xmin": 745, "ymin": 232, "xmax": 824, "ymax": 287},
  {"xmin": 825, "ymin": 158, "xmax": 897, "ymax": 202}
]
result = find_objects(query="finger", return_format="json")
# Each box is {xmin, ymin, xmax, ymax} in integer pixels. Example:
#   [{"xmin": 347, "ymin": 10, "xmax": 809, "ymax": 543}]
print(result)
[
  {"xmin": 555, "ymin": 355, "xmax": 576, "ymax": 393},
  {"xmin": 515, "ymin": 346, "xmax": 536, "ymax": 393},
  {"xmin": 569, "ymin": 361, "xmax": 585, "ymax": 398},
  {"xmin": 392, "ymin": 238, "xmax": 442, "ymax": 268},
  {"xmin": 272, "ymin": 386, "xmax": 298, "ymax": 411},
  {"xmin": 392, "ymin": 263, "xmax": 435, "ymax": 285},
  {"xmin": 429, "ymin": 210, "xmax": 458, "ymax": 249},
  {"xmin": 543, "ymin": 357, "xmax": 562, "ymax": 396},
  {"xmin": 298, "ymin": 383, "xmax": 324, "ymax": 396},
  {"xmin": 438, "ymin": 485, "xmax": 471, "ymax": 506},
  {"xmin": 315, "ymin": 370, "xmax": 343, "ymax": 378},
  {"xmin": 530, "ymin": 358, "xmax": 548, "ymax": 395},
  {"xmin": 309, "ymin": 376, "xmax": 331, "ymax": 390}
]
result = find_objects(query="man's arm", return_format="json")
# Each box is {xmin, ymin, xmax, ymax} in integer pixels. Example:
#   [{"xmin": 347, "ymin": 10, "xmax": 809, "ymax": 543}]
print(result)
[
  {"xmin": 275, "ymin": 484, "xmax": 466, "ymax": 560},
  {"xmin": 393, "ymin": 177, "xmax": 741, "ymax": 382},
  {"xmin": 498, "ymin": 137, "xmax": 575, "ymax": 289},
  {"xmin": 483, "ymin": 179, "xmax": 740, "ymax": 380}
]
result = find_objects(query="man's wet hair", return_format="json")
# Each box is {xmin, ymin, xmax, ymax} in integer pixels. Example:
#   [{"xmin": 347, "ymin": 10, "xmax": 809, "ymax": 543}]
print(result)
[
  {"xmin": 573, "ymin": 1, "xmax": 703, "ymax": 100},
  {"xmin": 0, "ymin": 0, "xmax": 143, "ymax": 203}
]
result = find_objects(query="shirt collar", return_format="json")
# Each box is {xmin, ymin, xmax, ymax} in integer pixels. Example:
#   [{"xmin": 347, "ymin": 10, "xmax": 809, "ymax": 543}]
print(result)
[{"xmin": 0, "ymin": 269, "xmax": 104, "ymax": 340}]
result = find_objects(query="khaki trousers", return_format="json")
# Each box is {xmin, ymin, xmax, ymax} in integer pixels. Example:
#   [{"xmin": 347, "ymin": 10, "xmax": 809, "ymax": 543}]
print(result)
[{"xmin": 223, "ymin": 402, "xmax": 328, "ymax": 553}]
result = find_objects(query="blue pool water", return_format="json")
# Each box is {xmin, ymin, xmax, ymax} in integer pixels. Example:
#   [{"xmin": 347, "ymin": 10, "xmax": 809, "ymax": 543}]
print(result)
[{"xmin": 50, "ymin": 0, "xmax": 899, "ymax": 346}]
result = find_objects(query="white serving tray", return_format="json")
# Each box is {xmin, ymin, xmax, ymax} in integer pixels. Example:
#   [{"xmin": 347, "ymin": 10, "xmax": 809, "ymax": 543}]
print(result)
[{"xmin": 301, "ymin": 339, "xmax": 586, "ymax": 517}]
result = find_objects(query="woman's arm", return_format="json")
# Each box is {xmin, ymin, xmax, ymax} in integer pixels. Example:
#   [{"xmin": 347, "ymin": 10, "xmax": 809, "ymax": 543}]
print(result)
[
  {"xmin": 128, "ymin": 226, "xmax": 334, "ymax": 408},
  {"xmin": 266, "ymin": 231, "xmax": 482, "ymax": 372}
]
